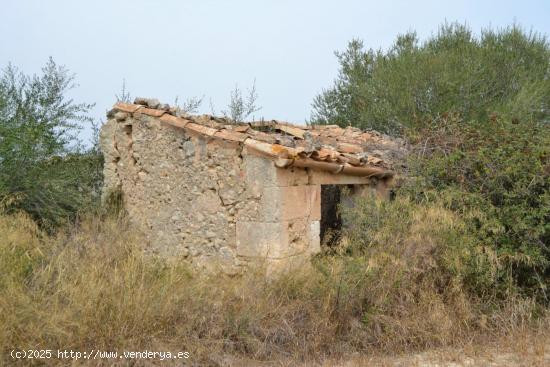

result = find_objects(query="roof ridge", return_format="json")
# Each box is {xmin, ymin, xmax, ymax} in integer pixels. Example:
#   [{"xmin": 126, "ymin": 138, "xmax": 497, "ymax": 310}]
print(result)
[{"xmin": 108, "ymin": 99, "xmax": 400, "ymax": 179}]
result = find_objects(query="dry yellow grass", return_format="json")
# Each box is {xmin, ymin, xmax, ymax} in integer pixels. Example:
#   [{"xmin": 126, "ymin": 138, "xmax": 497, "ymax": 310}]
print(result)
[{"xmin": 1, "ymin": 209, "xmax": 548, "ymax": 366}]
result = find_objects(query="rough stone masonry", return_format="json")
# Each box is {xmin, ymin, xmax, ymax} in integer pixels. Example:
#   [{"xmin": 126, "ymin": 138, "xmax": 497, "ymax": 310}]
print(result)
[{"xmin": 100, "ymin": 98, "xmax": 407, "ymax": 275}]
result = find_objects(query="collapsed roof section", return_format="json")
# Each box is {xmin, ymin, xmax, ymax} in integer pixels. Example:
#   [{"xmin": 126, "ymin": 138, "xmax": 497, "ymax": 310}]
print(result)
[{"xmin": 109, "ymin": 98, "xmax": 407, "ymax": 179}]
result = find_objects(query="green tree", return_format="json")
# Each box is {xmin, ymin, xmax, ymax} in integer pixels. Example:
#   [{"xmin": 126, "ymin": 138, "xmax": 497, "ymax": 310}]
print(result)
[
  {"xmin": 314, "ymin": 23, "xmax": 550, "ymax": 299},
  {"xmin": 0, "ymin": 58, "xmax": 101, "ymax": 229},
  {"xmin": 312, "ymin": 23, "xmax": 550, "ymax": 134}
]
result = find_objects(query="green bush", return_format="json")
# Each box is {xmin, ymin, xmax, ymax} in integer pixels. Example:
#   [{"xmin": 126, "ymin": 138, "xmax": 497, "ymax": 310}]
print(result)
[
  {"xmin": 405, "ymin": 115, "xmax": 550, "ymax": 299},
  {"xmin": 313, "ymin": 23, "xmax": 550, "ymax": 300},
  {"xmin": 312, "ymin": 23, "xmax": 549, "ymax": 134},
  {"xmin": 340, "ymin": 195, "xmax": 498, "ymax": 299},
  {"xmin": 0, "ymin": 58, "xmax": 101, "ymax": 229}
]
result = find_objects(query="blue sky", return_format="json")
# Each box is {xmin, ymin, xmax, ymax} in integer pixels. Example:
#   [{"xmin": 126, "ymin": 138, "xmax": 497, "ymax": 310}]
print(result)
[{"xmin": 1, "ymin": 0, "xmax": 549, "ymax": 143}]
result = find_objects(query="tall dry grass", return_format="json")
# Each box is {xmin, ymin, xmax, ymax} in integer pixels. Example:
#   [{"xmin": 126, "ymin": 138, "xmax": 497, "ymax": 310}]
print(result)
[{"xmin": 0, "ymin": 200, "xmax": 547, "ymax": 366}]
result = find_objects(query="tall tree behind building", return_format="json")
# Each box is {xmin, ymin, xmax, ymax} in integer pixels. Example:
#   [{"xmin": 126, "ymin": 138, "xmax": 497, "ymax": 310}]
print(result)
[{"xmin": 312, "ymin": 23, "xmax": 550, "ymax": 134}]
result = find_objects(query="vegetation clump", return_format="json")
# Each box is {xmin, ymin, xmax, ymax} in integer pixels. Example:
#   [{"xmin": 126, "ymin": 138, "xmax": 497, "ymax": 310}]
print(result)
[
  {"xmin": 1, "ymin": 212, "xmax": 547, "ymax": 366},
  {"xmin": 312, "ymin": 23, "xmax": 550, "ymax": 134},
  {"xmin": 313, "ymin": 23, "xmax": 550, "ymax": 301},
  {"xmin": 0, "ymin": 58, "xmax": 102, "ymax": 230}
]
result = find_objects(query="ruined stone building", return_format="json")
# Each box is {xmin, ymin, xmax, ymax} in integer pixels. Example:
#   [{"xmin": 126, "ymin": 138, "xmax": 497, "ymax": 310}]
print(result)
[{"xmin": 100, "ymin": 98, "xmax": 406, "ymax": 274}]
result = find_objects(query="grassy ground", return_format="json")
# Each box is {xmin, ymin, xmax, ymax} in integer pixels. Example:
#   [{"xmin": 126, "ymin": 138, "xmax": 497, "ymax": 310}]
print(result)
[
  {"xmin": 1, "ymin": 211, "xmax": 548, "ymax": 366},
  {"xmin": 233, "ymin": 333, "xmax": 550, "ymax": 366}
]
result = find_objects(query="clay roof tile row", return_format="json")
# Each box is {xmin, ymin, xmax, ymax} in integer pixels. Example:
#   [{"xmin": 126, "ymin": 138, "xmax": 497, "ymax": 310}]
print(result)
[{"xmin": 109, "ymin": 99, "xmax": 408, "ymax": 179}]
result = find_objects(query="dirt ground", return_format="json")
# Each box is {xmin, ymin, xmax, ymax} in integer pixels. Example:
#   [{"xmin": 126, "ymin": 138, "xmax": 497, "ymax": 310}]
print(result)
[
  {"xmin": 321, "ymin": 346, "xmax": 550, "ymax": 367},
  {"xmin": 224, "ymin": 337, "xmax": 549, "ymax": 367}
]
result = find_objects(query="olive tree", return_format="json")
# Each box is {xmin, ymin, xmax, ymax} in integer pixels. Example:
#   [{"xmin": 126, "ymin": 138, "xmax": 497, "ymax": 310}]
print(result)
[{"xmin": 0, "ymin": 58, "xmax": 100, "ymax": 228}]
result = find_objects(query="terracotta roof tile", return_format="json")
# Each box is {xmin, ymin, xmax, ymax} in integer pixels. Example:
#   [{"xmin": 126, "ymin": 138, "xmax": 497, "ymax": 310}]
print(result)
[
  {"xmin": 337, "ymin": 142, "xmax": 363, "ymax": 154},
  {"xmin": 160, "ymin": 114, "xmax": 189, "ymax": 129},
  {"xmin": 214, "ymin": 129, "xmax": 248, "ymax": 143},
  {"xmin": 340, "ymin": 153, "xmax": 362, "ymax": 166},
  {"xmin": 245, "ymin": 139, "xmax": 290, "ymax": 158},
  {"xmin": 247, "ymin": 130, "xmax": 277, "ymax": 144},
  {"xmin": 275, "ymin": 124, "xmax": 305, "ymax": 139},
  {"xmin": 317, "ymin": 136, "xmax": 338, "ymax": 147},
  {"xmin": 233, "ymin": 126, "xmax": 250, "ymax": 133},
  {"xmin": 141, "ymin": 108, "xmax": 166, "ymax": 118},
  {"xmin": 186, "ymin": 122, "xmax": 218, "ymax": 137},
  {"xmin": 109, "ymin": 99, "xmax": 408, "ymax": 178},
  {"xmin": 114, "ymin": 102, "xmax": 143, "ymax": 113}
]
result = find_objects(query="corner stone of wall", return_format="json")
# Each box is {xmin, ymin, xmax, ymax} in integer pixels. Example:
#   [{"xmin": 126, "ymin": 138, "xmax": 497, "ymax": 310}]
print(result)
[{"xmin": 236, "ymin": 155, "xmax": 322, "ymax": 273}]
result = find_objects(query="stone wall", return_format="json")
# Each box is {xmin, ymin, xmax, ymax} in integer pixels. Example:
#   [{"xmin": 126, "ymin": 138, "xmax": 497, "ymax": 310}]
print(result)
[
  {"xmin": 100, "ymin": 112, "xmax": 390, "ymax": 275},
  {"xmin": 100, "ymin": 113, "xmax": 320, "ymax": 274},
  {"xmin": 101, "ymin": 113, "xmax": 244, "ymax": 273}
]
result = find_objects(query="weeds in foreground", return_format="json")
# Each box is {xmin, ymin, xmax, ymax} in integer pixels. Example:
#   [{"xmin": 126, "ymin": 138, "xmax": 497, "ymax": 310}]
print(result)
[{"xmin": 0, "ymin": 208, "xmax": 547, "ymax": 366}]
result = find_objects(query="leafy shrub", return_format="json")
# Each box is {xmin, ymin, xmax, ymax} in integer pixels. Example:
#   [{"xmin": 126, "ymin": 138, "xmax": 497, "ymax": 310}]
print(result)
[
  {"xmin": 312, "ymin": 23, "xmax": 549, "ymax": 134},
  {"xmin": 313, "ymin": 22, "xmax": 550, "ymax": 301},
  {"xmin": 405, "ymin": 115, "xmax": 550, "ymax": 299},
  {"xmin": 0, "ymin": 58, "xmax": 101, "ymax": 229}
]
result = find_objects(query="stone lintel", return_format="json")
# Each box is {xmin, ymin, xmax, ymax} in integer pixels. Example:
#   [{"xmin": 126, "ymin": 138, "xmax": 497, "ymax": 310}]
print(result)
[{"xmin": 308, "ymin": 170, "xmax": 380, "ymax": 185}]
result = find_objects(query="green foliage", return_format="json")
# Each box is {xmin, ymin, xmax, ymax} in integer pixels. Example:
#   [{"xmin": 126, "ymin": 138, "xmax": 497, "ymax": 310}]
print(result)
[
  {"xmin": 405, "ymin": 116, "xmax": 550, "ymax": 298},
  {"xmin": 315, "ymin": 23, "xmax": 550, "ymax": 300},
  {"xmin": 0, "ymin": 58, "xmax": 101, "ymax": 229},
  {"xmin": 341, "ymin": 196, "xmax": 498, "ymax": 298},
  {"xmin": 312, "ymin": 23, "xmax": 550, "ymax": 134}
]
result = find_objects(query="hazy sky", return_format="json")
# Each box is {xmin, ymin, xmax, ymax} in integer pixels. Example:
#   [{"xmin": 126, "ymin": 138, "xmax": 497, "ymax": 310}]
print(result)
[{"xmin": 1, "ymin": 0, "xmax": 549, "ymax": 143}]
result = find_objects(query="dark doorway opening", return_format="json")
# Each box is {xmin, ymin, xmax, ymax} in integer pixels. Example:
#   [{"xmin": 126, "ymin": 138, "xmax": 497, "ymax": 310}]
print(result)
[{"xmin": 320, "ymin": 185, "xmax": 343, "ymax": 246}]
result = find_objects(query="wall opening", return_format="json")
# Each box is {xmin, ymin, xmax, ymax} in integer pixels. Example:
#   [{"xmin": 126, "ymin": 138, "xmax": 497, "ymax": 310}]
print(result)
[{"xmin": 320, "ymin": 185, "xmax": 343, "ymax": 246}]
